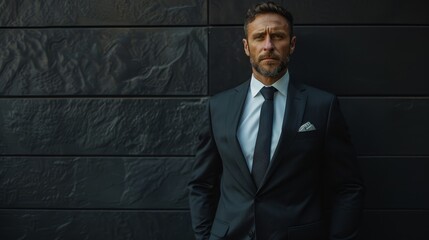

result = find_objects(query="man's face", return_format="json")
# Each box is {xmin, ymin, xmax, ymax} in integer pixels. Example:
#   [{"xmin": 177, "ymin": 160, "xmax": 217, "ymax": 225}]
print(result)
[{"xmin": 243, "ymin": 13, "xmax": 296, "ymax": 81}]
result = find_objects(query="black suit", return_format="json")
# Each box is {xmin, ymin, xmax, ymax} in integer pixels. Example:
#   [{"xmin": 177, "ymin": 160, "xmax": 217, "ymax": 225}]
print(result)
[{"xmin": 188, "ymin": 80, "xmax": 364, "ymax": 240}]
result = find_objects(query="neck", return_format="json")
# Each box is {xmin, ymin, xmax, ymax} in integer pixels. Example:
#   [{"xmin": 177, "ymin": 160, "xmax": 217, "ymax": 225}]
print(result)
[{"xmin": 253, "ymin": 69, "xmax": 287, "ymax": 86}]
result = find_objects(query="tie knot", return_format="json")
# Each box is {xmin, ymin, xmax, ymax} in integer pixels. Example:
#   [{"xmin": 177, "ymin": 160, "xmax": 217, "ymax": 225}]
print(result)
[{"xmin": 260, "ymin": 87, "xmax": 277, "ymax": 100}]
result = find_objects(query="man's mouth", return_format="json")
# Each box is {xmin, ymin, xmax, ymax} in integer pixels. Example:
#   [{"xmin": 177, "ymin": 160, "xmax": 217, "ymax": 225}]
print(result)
[
  {"xmin": 260, "ymin": 58, "xmax": 279, "ymax": 63},
  {"xmin": 259, "ymin": 55, "xmax": 279, "ymax": 61}
]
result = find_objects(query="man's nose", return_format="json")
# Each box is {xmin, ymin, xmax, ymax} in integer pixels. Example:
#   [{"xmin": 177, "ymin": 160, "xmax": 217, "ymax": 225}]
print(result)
[{"xmin": 263, "ymin": 36, "xmax": 274, "ymax": 51}]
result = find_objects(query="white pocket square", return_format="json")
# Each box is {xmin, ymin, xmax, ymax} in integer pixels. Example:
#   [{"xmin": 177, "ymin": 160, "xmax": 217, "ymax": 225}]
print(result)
[{"xmin": 298, "ymin": 122, "xmax": 316, "ymax": 132}]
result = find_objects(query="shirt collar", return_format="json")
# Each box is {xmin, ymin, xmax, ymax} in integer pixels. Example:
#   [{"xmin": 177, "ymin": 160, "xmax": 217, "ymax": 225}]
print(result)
[{"xmin": 250, "ymin": 71, "xmax": 290, "ymax": 98}]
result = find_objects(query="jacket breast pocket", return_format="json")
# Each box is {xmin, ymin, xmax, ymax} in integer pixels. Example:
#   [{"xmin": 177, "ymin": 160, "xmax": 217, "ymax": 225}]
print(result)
[
  {"xmin": 210, "ymin": 219, "xmax": 229, "ymax": 239},
  {"xmin": 288, "ymin": 220, "xmax": 323, "ymax": 240},
  {"xmin": 294, "ymin": 130, "xmax": 320, "ymax": 141}
]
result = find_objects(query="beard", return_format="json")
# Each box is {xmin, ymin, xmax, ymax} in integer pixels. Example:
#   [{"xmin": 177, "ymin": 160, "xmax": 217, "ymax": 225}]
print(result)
[{"xmin": 250, "ymin": 53, "xmax": 289, "ymax": 78}]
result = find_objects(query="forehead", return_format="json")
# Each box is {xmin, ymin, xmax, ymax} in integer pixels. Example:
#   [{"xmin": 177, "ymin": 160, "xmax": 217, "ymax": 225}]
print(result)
[{"xmin": 247, "ymin": 13, "xmax": 289, "ymax": 33}]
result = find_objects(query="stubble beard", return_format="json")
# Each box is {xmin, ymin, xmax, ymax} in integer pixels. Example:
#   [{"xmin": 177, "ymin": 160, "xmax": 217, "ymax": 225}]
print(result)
[{"xmin": 250, "ymin": 56, "xmax": 289, "ymax": 78}]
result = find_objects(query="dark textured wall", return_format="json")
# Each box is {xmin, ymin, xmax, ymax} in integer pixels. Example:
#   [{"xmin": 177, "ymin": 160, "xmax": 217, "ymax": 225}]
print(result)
[{"xmin": 0, "ymin": 1, "xmax": 428, "ymax": 239}]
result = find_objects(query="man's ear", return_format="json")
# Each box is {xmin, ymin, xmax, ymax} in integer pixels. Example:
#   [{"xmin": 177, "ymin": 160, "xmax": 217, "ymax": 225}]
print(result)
[
  {"xmin": 289, "ymin": 36, "xmax": 297, "ymax": 55},
  {"xmin": 243, "ymin": 38, "xmax": 250, "ymax": 56}
]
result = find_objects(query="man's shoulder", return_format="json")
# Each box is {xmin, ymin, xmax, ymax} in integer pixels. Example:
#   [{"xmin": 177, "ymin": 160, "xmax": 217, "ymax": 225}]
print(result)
[
  {"xmin": 297, "ymin": 83, "xmax": 336, "ymax": 102},
  {"xmin": 210, "ymin": 80, "xmax": 250, "ymax": 104}
]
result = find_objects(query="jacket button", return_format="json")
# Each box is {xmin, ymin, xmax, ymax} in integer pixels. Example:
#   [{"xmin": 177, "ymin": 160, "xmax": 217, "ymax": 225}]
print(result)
[{"xmin": 248, "ymin": 229, "xmax": 255, "ymax": 238}]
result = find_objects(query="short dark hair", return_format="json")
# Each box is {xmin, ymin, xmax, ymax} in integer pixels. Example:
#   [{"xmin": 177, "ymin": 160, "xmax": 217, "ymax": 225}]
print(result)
[{"xmin": 244, "ymin": 1, "xmax": 294, "ymax": 38}]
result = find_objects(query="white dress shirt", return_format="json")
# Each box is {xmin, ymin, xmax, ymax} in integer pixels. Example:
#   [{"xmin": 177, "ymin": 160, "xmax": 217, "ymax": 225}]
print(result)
[{"xmin": 237, "ymin": 72, "xmax": 289, "ymax": 172}]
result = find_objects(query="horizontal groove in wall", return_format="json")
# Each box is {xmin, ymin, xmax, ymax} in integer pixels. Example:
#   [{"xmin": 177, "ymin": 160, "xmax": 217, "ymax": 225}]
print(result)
[
  {"xmin": 0, "ymin": 154, "xmax": 196, "ymax": 158},
  {"xmin": 0, "ymin": 208, "xmax": 428, "ymax": 212},
  {"xmin": 338, "ymin": 96, "xmax": 429, "ymax": 99},
  {"xmin": 0, "ymin": 154, "xmax": 429, "ymax": 158},
  {"xmin": 0, "ymin": 24, "xmax": 428, "ymax": 30},
  {"xmin": 1, "ymin": 155, "xmax": 428, "ymax": 158},
  {"xmin": 1, "ymin": 96, "xmax": 428, "ymax": 99},
  {"xmin": 0, "ymin": 208, "xmax": 190, "ymax": 212},
  {"xmin": 0, "ymin": 96, "xmax": 208, "ymax": 99},
  {"xmin": 364, "ymin": 209, "xmax": 429, "ymax": 212},
  {"xmin": 357, "ymin": 156, "xmax": 429, "ymax": 158},
  {"xmin": 208, "ymin": 24, "xmax": 429, "ymax": 27},
  {"xmin": 0, "ymin": 25, "xmax": 208, "ymax": 29}
]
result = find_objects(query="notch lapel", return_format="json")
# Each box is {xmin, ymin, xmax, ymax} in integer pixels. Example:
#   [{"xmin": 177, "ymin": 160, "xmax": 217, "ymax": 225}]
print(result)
[{"xmin": 226, "ymin": 81, "xmax": 257, "ymax": 193}]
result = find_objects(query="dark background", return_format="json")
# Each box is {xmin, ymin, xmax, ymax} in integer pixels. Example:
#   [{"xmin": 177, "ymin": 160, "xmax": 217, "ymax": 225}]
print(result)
[{"xmin": 0, "ymin": 0, "xmax": 428, "ymax": 239}]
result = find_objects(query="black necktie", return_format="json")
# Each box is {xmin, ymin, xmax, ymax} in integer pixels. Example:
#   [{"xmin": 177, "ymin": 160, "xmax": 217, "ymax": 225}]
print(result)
[{"xmin": 252, "ymin": 86, "xmax": 277, "ymax": 188}]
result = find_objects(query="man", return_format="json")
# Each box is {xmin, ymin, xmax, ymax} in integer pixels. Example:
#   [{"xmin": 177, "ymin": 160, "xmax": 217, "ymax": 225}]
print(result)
[{"xmin": 188, "ymin": 2, "xmax": 364, "ymax": 240}]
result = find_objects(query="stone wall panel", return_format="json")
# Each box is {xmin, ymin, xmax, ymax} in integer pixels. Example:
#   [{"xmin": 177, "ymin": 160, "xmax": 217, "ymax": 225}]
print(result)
[
  {"xmin": 0, "ymin": 157, "xmax": 192, "ymax": 209},
  {"xmin": 0, "ymin": 28, "xmax": 207, "ymax": 95},
  {"xmin": 0, "ymin": 98, "xmax": 206, "ymax": 155},
  {"xmin": 0, "ymin": 0, "xmax": 207, "ymax": 26},
  {"xmin": 0, "ymin": 210, "xmax": 193, "ymax": 240}
]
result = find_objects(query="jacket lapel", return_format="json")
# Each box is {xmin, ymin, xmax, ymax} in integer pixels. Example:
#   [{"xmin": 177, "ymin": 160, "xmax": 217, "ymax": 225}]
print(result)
[
  {"xmin": 226, "ymin": 80, "xmax": 257, "ymax": 193},
  {"xmin": 259, "ymin": 82, "xmax": 307, "ymax": 190}
]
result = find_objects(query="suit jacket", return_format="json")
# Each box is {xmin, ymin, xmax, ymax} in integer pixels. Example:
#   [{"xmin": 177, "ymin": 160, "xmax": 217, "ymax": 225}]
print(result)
[{"xmin": 188, "ymin": 80, "xmax": 365, "ymax": 240}]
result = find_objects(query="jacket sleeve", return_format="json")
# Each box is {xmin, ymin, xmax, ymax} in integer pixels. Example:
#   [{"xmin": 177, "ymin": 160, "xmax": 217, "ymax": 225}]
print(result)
[
  {"xmin": 188, "ymin": 101, "xmax": 222, "ymax": 240},
  {"xmin": 324, "ymin": 96, "xmax": 365, "ymax": 240}
]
